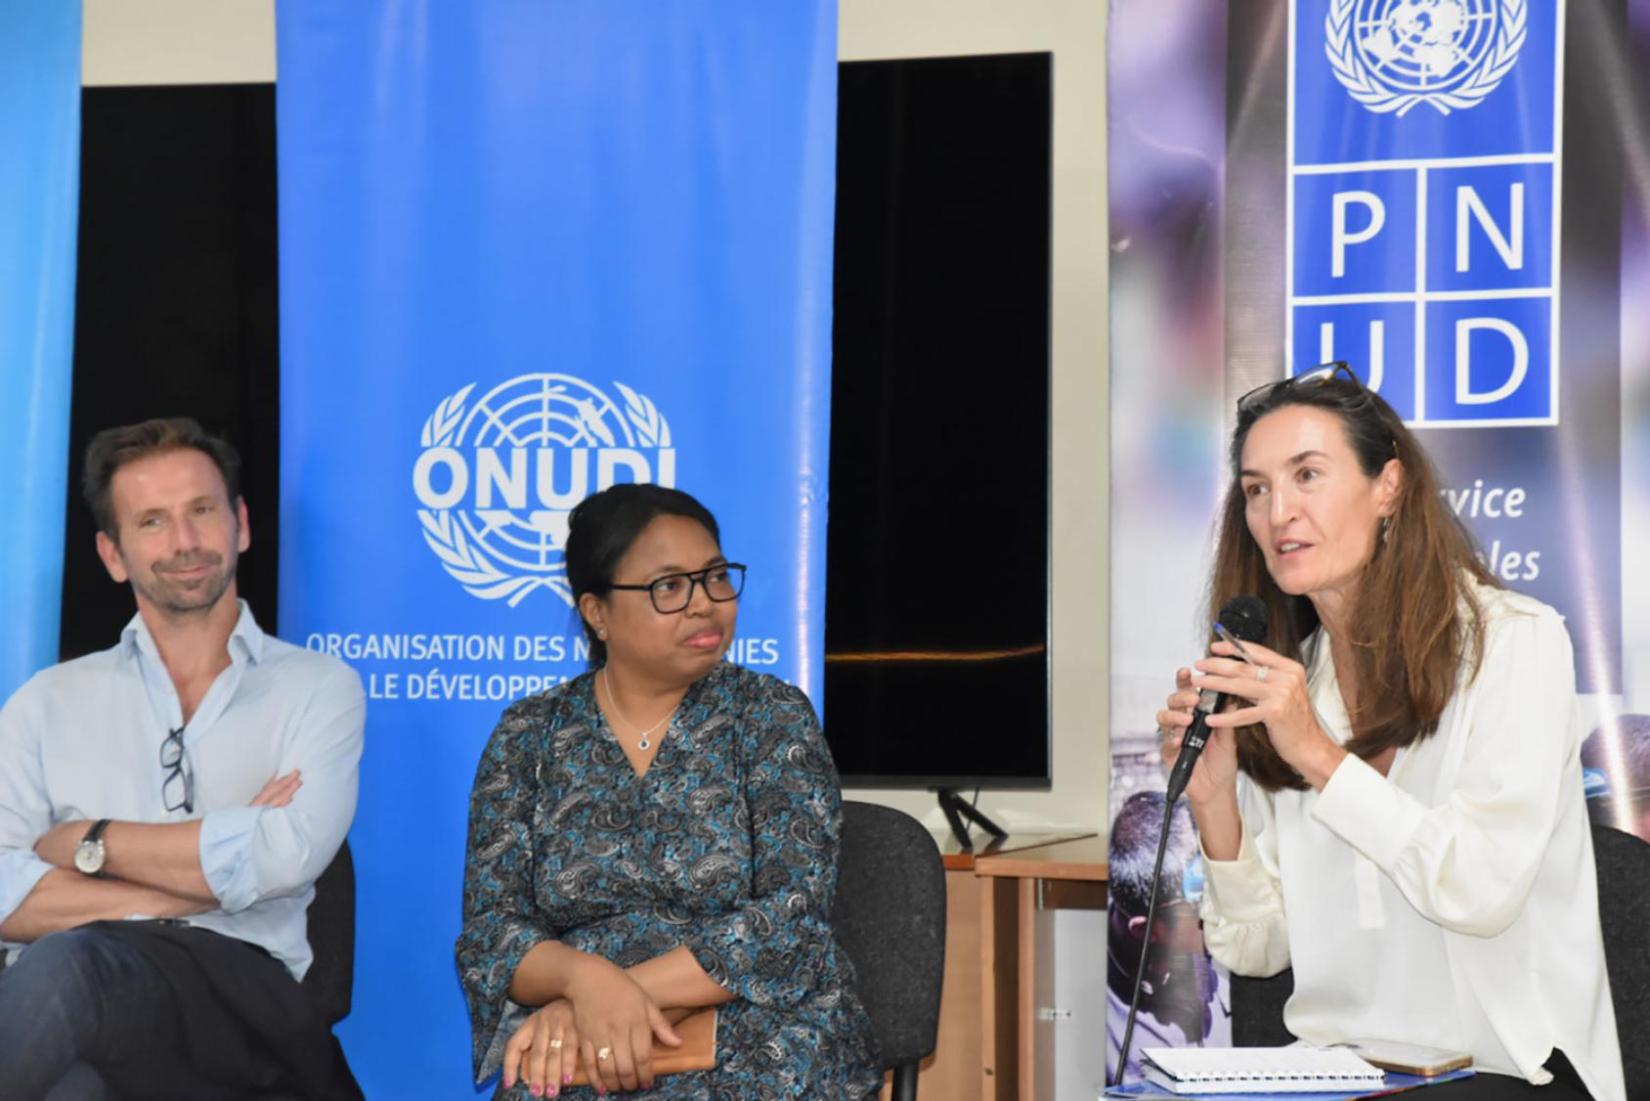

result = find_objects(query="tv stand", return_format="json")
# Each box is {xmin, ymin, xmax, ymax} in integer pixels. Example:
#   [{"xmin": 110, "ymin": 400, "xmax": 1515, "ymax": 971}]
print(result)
[{"xmin": 934, "ymin": 787, "xmax": 1009, "ymax": 852}]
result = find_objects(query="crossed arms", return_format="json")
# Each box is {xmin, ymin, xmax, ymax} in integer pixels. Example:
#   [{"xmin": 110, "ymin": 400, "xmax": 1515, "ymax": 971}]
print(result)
[
  {"xmin": 0, "ymin": 772, "xmax": 301, "ymax": 943},
  {"xmin": 0, "ymin": 664, "xmax": 364, "ymax": 946}
]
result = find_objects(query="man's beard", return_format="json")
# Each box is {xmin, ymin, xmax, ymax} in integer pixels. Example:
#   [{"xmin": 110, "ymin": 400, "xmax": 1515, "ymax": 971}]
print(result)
[{"xmin": 132, "ymin": 549, "xmax": 237, "ymax": 616}]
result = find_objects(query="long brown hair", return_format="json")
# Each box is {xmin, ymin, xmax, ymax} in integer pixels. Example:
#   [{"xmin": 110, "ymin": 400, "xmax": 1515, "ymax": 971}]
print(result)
[{"xmin": 1210, "ymin": 375, "xmax": 1498, "ymax": 791}]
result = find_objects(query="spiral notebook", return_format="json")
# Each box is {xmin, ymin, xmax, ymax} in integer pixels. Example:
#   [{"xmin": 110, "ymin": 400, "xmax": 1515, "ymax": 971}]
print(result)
[{"xmin": 1142, "ymin": 1047, "xmax": 1386, "ymax": 1094}]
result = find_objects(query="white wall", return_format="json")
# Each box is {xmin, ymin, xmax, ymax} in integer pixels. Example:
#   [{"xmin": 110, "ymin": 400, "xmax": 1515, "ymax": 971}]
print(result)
[
  {"xmin": 83, "ymin": 0, "xmax": 274, "ymax": 86},
  {"xmin": 839, "ymin": 0, "xmax": 1110, "ymax": 833},
  {"xmin": 78, "ymin": 0, "xmax": 1113, "ymax": 833}
]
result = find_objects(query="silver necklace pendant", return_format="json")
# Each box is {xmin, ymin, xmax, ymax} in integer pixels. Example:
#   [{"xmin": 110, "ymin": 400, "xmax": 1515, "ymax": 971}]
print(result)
[{"xmin": 602, "ymin": 669, "xmax": 674, "ymax": 754}]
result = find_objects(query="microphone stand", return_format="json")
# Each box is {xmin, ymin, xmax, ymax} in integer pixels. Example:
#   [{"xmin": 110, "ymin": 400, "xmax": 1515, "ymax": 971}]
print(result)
[{"xmin": 1110, "ymin": 792, "xmax": 1178, "ymax": 1087}]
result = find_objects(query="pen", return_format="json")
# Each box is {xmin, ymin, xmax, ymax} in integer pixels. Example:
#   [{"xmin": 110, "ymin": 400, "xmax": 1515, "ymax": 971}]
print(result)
[{"xmin": 1213, "ymin": 621, "xmax": 1262, "ymax": 668}]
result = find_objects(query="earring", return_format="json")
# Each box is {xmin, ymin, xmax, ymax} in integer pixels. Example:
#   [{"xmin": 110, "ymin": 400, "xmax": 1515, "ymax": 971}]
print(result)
[
  {"xmin": 1379, "ymin": 516, "xmax": 1391, "ymax": 544},
  {"xmin": 597, "ymin": 629, "xmax": 608, "ymax": 640}
]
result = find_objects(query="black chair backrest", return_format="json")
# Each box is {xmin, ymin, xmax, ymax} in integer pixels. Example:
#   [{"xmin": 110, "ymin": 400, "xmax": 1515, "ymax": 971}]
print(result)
[
  {"xmin": 1231, "ymin": 823, "xmax": 1650, "ymax": 1100},
  {"xmin": 1229, "ymin": 967, "xmax": 1295, "ymax": 1048},
  {"xmin": 1591, "ymin": 822, "xmax": 1650, "ymax": 1099},
  {"xmin": 830, "ymin": 801, "xmax": 946, "ymax": 1071},
  {"xmin": 300, "ymin": 839, "xmax": 355, "ymax": 1027}
]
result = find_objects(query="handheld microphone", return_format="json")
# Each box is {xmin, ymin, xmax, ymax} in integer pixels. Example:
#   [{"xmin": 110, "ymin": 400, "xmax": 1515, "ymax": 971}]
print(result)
[{"xmin": 1163, "ymin": 595, "xmax": 1268, "ymax": 806}]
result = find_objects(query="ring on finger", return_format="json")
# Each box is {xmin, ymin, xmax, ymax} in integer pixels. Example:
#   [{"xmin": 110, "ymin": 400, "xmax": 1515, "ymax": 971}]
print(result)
[
  {"xmin": 597, "ymin": 1046, "xmax": 612, "ymax": 1061},
  {"xmin": 548, "ymin": 1038, "xmax": 562, "ymax": 1050},
  {"xmin": 1255, "ymin": 666, "xmax": 1269, "ymax": 683}
]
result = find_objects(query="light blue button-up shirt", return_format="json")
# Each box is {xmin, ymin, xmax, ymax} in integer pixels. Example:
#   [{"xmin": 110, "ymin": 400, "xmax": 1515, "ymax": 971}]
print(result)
[{"xmin": 0, "ymin": 602, "xmax": 364, "ymax": 979}]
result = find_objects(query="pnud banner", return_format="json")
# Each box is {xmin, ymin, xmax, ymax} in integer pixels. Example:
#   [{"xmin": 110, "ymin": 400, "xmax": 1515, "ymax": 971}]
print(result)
[{"xmin": 1108, "ymin": 0, "xmax": 1650, "ymax": 1079}]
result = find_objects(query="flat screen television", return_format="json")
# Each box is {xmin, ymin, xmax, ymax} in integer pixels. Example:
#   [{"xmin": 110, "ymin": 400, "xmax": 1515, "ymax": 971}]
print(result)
[{"xmin": 824, "ymin": 52, "xmax": 1052, "ymax": 794}]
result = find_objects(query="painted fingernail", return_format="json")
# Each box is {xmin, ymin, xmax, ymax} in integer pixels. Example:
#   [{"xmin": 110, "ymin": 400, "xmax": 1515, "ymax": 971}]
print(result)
[
  {"xmin": 531, "ymin": 1086, "xmax": 543, "ymax": 1098},
  {"xmin": 563, "ymin": 1074, "xmax": 573, "ymax": 1085}
]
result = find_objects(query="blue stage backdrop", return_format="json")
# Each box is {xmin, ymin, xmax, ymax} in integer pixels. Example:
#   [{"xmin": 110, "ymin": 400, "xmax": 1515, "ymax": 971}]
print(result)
[
  {"xmin": 274, "ymin": 3, "xmax": 838, "ymax": 1092},
  {"xmin": 0, "ymin": 0, "xmax": 79, "ymax": 698}
]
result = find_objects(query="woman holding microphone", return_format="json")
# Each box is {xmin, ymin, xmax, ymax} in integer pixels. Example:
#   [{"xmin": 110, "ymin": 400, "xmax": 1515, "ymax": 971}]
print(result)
[{"xmin": 1158, "ymin": 363, "xmax": 1624, "ymax": 1100}]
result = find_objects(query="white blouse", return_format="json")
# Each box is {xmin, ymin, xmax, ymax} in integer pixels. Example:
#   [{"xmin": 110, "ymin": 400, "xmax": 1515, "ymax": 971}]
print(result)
[{"xmin": 1199, "ymin": 583, "xmax": 1626, "ymax": 1101}]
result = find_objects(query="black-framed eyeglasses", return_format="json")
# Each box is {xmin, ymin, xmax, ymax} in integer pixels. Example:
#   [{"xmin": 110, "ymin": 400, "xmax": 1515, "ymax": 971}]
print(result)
[
  {"xmin": 609, "ymin": 562, "xmax": 747, "ymax": 614},
  {"xmin": 1236, "ymin": 360, "xmax": 1364, "ymax": 415},
  {"xmin": 160, "ymin": 726, "xmax": 193, "ymax": 814}
]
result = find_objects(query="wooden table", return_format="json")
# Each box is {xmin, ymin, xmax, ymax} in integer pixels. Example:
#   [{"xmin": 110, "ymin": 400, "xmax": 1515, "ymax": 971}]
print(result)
[
  {"xmin": 884, "ymin": 833, "xmax": 1108, "ymax": 1101},
  {"xmin": 976, "ymin": 836, "xmax": 1109, "ymax": 1101}
]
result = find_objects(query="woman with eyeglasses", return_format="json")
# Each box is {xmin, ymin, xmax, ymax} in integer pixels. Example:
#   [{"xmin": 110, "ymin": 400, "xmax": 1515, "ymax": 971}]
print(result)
[
  {"xmin": 1156, "ymin": 364, "xmax": 1625, "ymax": 1100},
  {"xmin": 456, "ymin": 484, "xmax": 880, "ymax": 1100}
]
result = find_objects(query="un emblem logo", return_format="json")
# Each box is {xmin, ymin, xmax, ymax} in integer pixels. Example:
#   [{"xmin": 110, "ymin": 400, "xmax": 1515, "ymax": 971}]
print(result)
[
  {"xmin": 1326, "ymin": 0, "xmax": 1526, "ymax": 116},
  {"xmin": 413, "ymin": 374, "xmax": 675, "ymax": 606}
]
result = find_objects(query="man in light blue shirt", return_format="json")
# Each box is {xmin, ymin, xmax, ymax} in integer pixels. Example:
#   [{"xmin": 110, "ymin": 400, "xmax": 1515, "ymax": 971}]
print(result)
[{"xmin": 0, "ymin": 417, "xmax": 365, "ymax": 1100}]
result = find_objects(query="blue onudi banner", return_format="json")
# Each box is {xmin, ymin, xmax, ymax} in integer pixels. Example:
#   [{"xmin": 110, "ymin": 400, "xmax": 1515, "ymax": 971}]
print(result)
[
  {"xmin": 275, "ymin": 2, "xmax": 838, "ymax": 1093},
  {"xmin": 0, "ymin": 0, "xmax": 79, "ymax": 699},
  {"xmin": 1287, "ymin": 0, "xmax": 1621, "ymax": 693}
]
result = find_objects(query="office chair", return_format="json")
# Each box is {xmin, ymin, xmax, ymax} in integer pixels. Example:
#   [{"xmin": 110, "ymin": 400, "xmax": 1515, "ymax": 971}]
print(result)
[
  {"xmin": 832, "ymin": 801, "xmax": 947, "ymax": 1101},
  {"xmin": 253, "ymin": 839, "xmax": 359, "ymax": 1100},
  {"xmin": 1591, "ymin": 822, "xmax": 1650, "ymax": 1100}
]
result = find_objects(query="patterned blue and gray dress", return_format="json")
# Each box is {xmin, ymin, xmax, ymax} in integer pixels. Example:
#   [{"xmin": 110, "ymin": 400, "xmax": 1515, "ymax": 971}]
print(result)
[{"xmin": 456, "ymin": 662, "xmax": 883, "ymax": 1100}]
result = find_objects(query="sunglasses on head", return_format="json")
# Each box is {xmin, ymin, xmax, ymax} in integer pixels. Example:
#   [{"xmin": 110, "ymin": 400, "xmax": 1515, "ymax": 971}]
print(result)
[{"xmin": 1236, "ymin": 361, "xmax": 1366, "ymax": 415}]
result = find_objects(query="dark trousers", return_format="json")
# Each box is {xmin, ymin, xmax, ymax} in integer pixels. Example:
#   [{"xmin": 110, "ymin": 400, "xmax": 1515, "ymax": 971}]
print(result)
[
  {"xmin": 1422, "ymin": 1050, "xmax": 1593, "ymax": 1100},
  {"xmin": 0, "ymin": 922, "xmax": 355, "ymax": 1101}
]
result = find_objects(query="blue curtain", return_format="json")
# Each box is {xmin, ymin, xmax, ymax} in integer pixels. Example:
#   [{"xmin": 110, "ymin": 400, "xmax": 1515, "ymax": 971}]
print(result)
[{"xmin": 0, "ymin": 0, "xmax": 80, "ymax": 698}]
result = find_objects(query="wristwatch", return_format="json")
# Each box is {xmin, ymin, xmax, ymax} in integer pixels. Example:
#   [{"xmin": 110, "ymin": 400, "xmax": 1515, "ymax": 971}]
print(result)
[{"xmin": 73, "ymin": 819, "xmax": 112, "ymax": 877}]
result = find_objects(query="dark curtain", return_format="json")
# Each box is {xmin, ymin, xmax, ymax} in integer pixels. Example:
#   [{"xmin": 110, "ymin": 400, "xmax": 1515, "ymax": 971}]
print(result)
[{"xmin": 63, "ymin": 84, "xmax": 279, "ymax": 658}]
